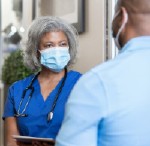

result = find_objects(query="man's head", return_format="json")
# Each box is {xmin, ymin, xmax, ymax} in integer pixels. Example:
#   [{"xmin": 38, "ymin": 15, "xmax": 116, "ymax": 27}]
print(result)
[{"xmin": 112, "ymin": 0, "xmax": 150, "ymax": 49}]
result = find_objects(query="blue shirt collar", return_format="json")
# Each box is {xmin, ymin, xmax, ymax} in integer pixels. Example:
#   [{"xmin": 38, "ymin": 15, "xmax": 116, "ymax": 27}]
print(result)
[{"xmin": 119, "ymin": 36, "xmax": 150, "ymax": 53}]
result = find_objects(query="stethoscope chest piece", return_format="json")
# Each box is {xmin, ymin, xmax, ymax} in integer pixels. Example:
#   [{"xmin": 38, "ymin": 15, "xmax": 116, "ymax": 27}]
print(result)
[{"xmin": 47, "ymin": 112, "xmax": 53, "ymax": 122}]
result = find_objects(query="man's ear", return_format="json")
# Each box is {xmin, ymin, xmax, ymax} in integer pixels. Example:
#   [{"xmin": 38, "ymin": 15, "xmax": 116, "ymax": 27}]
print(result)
[
  {"xmin": 121, "ymin": 7, "xmax": 128, "ymax": 25},
  {"xmin": 112, "ymin": 9, "xmax": 121, "ymax": 38},
  {"xmin": 112, "ymin": 7, "xmax": 128, "ymax": 38},
  {"xmin": 116, "ymin": 7, "xmax": 128, "ymax": 28}
]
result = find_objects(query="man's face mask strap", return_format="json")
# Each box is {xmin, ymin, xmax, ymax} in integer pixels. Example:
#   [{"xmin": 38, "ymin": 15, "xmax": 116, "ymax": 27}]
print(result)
[{"xmin": 113, "ymin": 10, "xmax": 128, "ymax": 49}]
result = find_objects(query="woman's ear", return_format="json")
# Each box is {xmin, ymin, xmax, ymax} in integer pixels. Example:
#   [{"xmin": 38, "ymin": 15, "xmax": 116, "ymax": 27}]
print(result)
[{"xmin": 37, "ymin": 49, "xmax": 41, "ymax": 60}]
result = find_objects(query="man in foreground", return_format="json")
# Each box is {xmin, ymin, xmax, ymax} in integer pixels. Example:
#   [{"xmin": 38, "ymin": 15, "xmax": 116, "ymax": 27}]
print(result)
[{"xmin": 55, "ymin": 0, "xmax": 150, "ymax": 145}]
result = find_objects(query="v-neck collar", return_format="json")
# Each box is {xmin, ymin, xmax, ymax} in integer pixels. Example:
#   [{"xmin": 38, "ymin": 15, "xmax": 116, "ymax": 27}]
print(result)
[{"xmin": 33, "ymin": 74, "xmax": 66, "ymax": 103}]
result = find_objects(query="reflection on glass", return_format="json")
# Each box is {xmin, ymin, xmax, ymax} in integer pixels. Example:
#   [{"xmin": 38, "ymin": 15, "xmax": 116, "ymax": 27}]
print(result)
[
  {"xmin": 0, "ymin": 1, "xmax": 25, "ymax": 145},
  {"xmin": 36, "ymin": 0, "xmax": 78, "ymax": 24},
  {"xmin": 2, "ymin": 0, "xmax": 25, "ymax": 56}
]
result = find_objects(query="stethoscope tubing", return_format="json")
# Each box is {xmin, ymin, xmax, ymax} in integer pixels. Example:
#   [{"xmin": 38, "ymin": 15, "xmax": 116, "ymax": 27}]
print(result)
[{"xmin": 14, "ymin": 68, "xmax": 67, "ymax": 122}]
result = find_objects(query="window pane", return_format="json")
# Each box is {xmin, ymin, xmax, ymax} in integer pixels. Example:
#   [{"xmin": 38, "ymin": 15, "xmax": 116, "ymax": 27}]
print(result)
[{"xmin": 105, "ymin": 0, "xmax": 118, "ymax": 60}]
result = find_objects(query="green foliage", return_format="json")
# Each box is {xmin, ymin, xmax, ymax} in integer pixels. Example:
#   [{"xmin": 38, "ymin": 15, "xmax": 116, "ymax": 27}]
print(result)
[{"xmin": 2, "ymin": 50, "xmax": 33, "ymax": 84}]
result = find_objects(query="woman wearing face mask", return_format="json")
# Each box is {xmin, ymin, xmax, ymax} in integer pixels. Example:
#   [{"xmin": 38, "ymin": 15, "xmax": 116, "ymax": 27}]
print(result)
[{"xmin": 3, "ymin": 16, "xmax": 82, "ymax": 146}]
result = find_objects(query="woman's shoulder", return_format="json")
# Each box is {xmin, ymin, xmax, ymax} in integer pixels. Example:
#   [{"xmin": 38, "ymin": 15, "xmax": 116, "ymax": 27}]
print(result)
[
  {"xmin": 67, "ymin": 70, "xmax": 82, "ymax": 78},
  {"xmin": 9, "ymin": 74, "xmax": 35, "ymax": 89},
  {"xmin": 65, "ymin": 70, "xmax": 82, "ymax": 85},
  {"xmin": 62, "ymin": 70, "xmax": 82, "ymax": 90}
]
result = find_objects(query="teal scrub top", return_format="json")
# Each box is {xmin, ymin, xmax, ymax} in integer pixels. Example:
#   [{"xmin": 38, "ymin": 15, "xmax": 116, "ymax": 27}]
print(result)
[{"xmin": 3, "ymin": 70, "xmax": 81, "ymax": 139}]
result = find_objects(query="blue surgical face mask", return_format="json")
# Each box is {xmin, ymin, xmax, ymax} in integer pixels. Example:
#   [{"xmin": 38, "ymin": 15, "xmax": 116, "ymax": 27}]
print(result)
[{"xmin": 39, "ymin": 47, "xmax": 70, "ymax": 72}]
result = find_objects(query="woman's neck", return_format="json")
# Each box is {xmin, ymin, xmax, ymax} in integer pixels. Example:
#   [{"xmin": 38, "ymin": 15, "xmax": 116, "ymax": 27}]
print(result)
[{"xmin": 39, "ymin": 67, "xmax": 65, "ymax": 82}]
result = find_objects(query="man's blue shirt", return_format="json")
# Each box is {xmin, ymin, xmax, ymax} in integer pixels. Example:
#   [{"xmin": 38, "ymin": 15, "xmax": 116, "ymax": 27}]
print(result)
[{"xmin": 56, "ymin": 36, "xmax": 150, "ymax": 146}]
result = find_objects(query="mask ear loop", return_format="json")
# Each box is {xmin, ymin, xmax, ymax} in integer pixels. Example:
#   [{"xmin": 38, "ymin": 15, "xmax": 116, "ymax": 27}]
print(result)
[{"xmin": 115, "ymin": 11, "xmax": 128, "ymax": 49}]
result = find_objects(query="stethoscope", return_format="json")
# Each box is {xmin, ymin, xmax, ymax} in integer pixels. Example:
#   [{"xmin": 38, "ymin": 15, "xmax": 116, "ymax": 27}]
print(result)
[{"xmin": 14, "ymin": 68, "xmax": 67, "ymax": 122}]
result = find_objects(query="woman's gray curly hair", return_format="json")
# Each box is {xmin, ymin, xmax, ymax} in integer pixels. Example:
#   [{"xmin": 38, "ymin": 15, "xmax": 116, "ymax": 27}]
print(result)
[{"xmin": 22, "ymin": 16, "xmax": 79, "ymax": 71}]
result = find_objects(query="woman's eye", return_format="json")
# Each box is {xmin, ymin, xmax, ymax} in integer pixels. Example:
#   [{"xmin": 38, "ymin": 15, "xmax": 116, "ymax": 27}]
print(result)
[
  {"xmin": 45, "ymin": 44, "xmax": 53, "ymax": 48},
  {"xmin": 60, "ymin": 42, "xmax": 68, "ymax": 47}
]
